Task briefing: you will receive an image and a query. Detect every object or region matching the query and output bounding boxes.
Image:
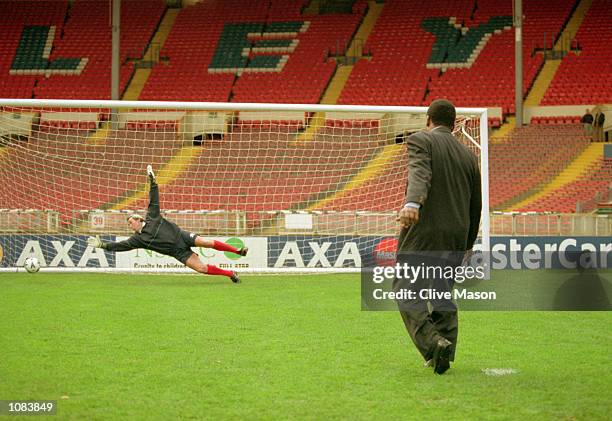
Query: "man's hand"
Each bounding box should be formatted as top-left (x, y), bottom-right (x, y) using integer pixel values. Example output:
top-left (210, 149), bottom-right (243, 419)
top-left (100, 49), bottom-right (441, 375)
top-left (396, 206), bottom-right (419, 228)
top-left (87, 235), bottom-right (103, 249)
top-left (146, 165), bottom-right (156, 183)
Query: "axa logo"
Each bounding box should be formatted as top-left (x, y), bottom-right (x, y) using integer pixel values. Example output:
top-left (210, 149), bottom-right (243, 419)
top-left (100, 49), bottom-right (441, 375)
top-left (10, 25), bottom-right (88, 76)
top-left (208, 21), bottom-right (309, 75)
top-left (423, 16), bottom-right (512, 70)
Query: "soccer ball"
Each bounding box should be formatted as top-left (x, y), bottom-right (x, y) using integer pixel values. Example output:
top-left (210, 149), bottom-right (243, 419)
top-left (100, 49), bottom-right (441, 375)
top-left (24, 257), bottom-right (41, 273)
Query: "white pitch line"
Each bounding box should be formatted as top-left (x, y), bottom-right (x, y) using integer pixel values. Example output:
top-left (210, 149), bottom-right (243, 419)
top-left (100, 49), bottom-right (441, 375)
top-left (481, 368), bottom-right (518, 376)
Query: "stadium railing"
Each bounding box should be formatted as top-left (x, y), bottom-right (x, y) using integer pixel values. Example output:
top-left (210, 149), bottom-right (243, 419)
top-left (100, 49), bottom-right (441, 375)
top-left (1, 209), bottom-right (610, 237)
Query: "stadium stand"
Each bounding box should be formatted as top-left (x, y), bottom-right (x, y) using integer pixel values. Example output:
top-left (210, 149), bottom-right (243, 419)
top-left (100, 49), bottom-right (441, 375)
top-left (302, 124), bottom-right (604, 215)
top-left (489, 124), bottom-right (591, 210)
top-left (138, 0), bottom-right (266, 102)
top-left (123, 127), bottom-right (376, 226)
top-left (34, 0), bottom-right (165, 99)
top-left (1, 120), bottom-right (599, 219)
top-left (1, 0), bottom-right (608, 219)
top-left (0, 129), bottom-right (179, 220)
top-left (0, 0), bottom-right (598, 107)
top-left (514, 157), bottom-right (612, 213)
top-left (337, 0), bottom-right (441, 106)
top-left (0, 0), bottom-right (165, 100)
top-left (338, 0), bottom-right (575, 115)
top-left (309, 146), bottom-right (407, 212)
top-left (302, 123), bottom-right (603, 215)
top-left (140, 0), bottom-right (366, 103)
top-left (542, 0), bottom-right (612, 105)
top-left (0, 0), bottom-right (68, 98)
top-left (530, 116), bottom-right (582, 124)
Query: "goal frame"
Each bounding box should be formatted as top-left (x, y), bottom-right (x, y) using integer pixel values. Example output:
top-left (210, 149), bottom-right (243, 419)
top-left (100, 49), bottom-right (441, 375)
top-left (0, 98), bottom-right (489, 273)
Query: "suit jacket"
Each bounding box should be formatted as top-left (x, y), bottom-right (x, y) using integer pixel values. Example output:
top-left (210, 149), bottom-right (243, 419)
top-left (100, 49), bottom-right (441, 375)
top-left (397, 126), bottom-right (482, 252)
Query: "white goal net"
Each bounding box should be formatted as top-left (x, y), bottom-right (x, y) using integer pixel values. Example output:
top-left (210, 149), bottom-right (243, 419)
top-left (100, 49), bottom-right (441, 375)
top-left (0, 99), bottom-right (489, 273)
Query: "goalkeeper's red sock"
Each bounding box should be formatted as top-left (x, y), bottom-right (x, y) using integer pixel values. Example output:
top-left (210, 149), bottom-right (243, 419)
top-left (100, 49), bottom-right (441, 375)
top-left (212, 240), bottom-right (239, 253)
top-left (206, 264), bottom-right (234, 278)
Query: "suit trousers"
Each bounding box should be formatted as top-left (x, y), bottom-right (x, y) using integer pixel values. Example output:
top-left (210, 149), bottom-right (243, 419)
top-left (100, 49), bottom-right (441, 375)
top-left (393, 253), bottom-right (460, 361)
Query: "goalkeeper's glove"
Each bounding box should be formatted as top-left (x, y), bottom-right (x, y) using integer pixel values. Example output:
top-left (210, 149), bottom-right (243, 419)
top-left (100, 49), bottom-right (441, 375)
top-left (87, 235), bottom-right (105, 249)
top-left (146, 164), bottom-right (156, 183)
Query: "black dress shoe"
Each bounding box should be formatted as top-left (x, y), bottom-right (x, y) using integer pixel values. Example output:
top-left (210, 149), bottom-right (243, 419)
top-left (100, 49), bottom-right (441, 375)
top-left (433, 338), bottom-right (452, 375)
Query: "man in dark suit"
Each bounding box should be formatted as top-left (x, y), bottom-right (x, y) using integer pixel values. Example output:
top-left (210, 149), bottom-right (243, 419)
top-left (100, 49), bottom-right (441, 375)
top-left (394, 99), bottom-right (482, 374)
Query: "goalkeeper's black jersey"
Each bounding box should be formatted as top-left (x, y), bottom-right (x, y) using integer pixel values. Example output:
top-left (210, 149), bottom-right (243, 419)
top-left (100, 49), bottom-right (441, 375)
top-left (104, 182), bottom-right (183, 256)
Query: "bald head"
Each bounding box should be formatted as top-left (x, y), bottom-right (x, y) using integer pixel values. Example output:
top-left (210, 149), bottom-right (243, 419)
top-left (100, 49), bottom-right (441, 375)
top-left (427, 99), bottom-right (456, 130)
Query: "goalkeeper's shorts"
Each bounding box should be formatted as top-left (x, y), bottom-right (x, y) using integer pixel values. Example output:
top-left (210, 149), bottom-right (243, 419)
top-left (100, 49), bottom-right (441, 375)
top-left (171, 230), bottom-right (198, 264)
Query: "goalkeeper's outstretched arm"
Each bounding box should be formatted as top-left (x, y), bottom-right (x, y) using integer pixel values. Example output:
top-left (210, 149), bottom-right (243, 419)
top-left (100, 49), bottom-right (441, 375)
top-left (87, 235), bottom-right (142, 252)
top-left (146, 164), bottom-right (160, 220)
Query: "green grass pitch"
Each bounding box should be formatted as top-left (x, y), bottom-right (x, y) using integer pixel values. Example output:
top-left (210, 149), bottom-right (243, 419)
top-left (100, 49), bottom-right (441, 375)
top-left (1, 272), bottom-right (610, 419)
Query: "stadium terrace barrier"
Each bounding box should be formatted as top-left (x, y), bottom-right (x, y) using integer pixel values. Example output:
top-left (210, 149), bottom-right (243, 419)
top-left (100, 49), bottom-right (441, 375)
top-left (1, 210), bottom-right (610, 237)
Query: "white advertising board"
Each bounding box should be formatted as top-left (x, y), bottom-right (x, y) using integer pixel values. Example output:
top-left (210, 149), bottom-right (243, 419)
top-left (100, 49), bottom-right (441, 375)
top-left (115, 236), bottom-right (268, 270)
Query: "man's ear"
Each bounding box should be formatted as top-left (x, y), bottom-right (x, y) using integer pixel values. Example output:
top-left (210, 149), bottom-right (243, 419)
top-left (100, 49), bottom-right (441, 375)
top-left (426, 116), bottom-right (432, 129)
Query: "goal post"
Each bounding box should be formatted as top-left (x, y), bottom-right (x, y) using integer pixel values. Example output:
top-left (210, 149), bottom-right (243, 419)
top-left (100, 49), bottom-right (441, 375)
top-left (0, 99), bottom-right (489, 273)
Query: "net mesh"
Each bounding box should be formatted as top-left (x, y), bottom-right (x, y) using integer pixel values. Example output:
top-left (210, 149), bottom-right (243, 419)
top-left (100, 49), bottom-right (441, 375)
top-left (0, 103), bottom-right (486, 271)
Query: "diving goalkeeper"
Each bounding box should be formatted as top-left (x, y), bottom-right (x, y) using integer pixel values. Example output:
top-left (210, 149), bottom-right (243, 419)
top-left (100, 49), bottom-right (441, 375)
top-left (87, 165), bottom-right (246, 283)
